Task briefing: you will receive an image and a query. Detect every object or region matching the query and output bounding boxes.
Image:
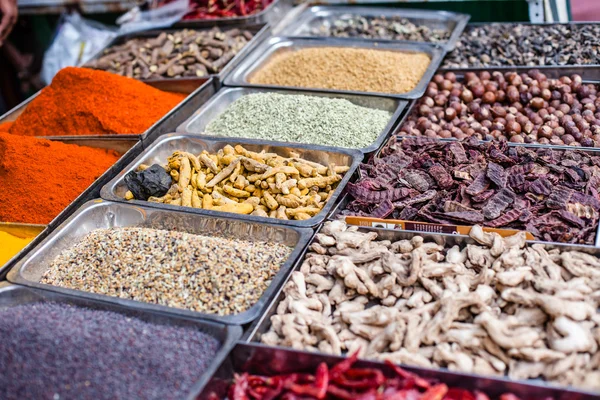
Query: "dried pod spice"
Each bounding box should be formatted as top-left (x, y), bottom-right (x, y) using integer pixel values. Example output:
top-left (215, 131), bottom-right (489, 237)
top-left (399, 70), bottom-right (600, 147)
top-left (86, 28), bottom-right (254, 79)
top-left (41, 227), bottom-right (292, 315)
top-left (0, 302), bottom-right (220, 399)
top-left (343, 137), bottom-right (600, 245)
top-left (308, 15), bottom-right (450, 43)
top-left (444, 23), bottom-right (600, 68)
top-left (248, 47), bottom-right (431, 95)
top-left (124, 145), bottom-right (350, 221)
top-left (260, 220), bottom-right (600, 390)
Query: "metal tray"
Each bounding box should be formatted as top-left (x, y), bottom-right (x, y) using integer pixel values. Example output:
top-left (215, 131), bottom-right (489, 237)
top-left (0, 223), bottom-right (46, 280)
top-left (0, 283), bottom-right (242, 400)
top-left (100, 134), bottom-right (363, 228)
top-left (86, 23), bottom-right (271, 84)
top-left (173, 0), bottom-right (292, 29)
top-left (394, 66), bottom-right (600, 150)
top-left (195, 342), bottom-right (600, 400)
top-left (224, 36), bottom-right (446, 100)
top-left (242, 225), bottom-right (600, 396)
top-left (279, 6), bottom-right (469, 51)
top-left (7, 200), bottom-right (312, 325)
top-left (175, 86), bottom-right (408, 153)
top-left (0, 78), bottom-right (210, 141)
top-left (441, 21), bottom-right (600, 70)
top-left (339, 136), bottom-right (600, 247)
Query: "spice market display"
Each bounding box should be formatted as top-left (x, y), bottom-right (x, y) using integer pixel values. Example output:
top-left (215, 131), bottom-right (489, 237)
top-left (399, 70), bottom-right (600, 146)
top-left (248, 47), bottom-right (431, 95)
top-left (2, 3), bottom-right (600, 400)
top-left (203, 93), bottom-right (393, 148)
top-left (123, 144), bottom-right (351, 220)
top-left (85, 27), bottom-right (256, 79)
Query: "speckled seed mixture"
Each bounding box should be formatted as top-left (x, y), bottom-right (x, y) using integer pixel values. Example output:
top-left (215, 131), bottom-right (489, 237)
top-left (0, 302), bottom-right (220, 400)
top-left (41, 227), bottom-right (292, 315)
top-left (248, 47), bottom-right (431, 94)
top-left (205, 93), bottom-right (392, 148)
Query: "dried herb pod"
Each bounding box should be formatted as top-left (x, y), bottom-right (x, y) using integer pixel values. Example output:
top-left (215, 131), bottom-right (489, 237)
top-left (86, 27), bottom-right (254, 79)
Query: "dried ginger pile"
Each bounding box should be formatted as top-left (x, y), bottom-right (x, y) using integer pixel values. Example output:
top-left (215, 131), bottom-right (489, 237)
top-left (262, 221), bottom-right (600, 390)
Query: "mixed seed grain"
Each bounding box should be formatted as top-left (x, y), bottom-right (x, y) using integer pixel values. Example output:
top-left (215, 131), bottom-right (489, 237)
top-left (41, 227), bottom-right (292, 315)
top-left (0, 302), bottom-right (220, 400)
top-left (204, 93), bottom-right (392, 149)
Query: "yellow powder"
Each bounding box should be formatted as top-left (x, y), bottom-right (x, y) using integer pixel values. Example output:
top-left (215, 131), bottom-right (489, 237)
top-left (249, 47), bottom-right (431, 94)
top-left (0, 232), bottom-right (33, 266)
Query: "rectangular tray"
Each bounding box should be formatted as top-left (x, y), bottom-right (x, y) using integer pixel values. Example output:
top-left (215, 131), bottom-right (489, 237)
top-left (224, 36), bottom-right (446, 100)
top-left (86, 23), bottom-right (270, 84)
top-left (339, 136), bottom-right (600, 247)
top-left (0, 282), bottom-right (242, 400)
top-left (195, 342), bottom-right (600, 399)
top-left (394, 66), bottom-right (600, 150)
top-left (279, 6), bottom-right (469, 51)
top-left (0, 77), bottom-right (210, 141)
top-left (242, 225), bottom-right (600, 396)
top-left (175, 86), bottom-right (408, 153)
top-left (0, 223), bottom-right (46, 281)
top-left (7, 200), bottom-right (312, 325)
top-left (441, 21), bottom-right (600, 70)
top-left (100, 134), bottom-right (363, 228)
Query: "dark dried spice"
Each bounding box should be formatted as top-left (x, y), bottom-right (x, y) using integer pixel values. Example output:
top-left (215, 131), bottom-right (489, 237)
top-left (343, 138), bottom-right (600, 244)
top-left (346, 182), bottom-right (412, 204)
top-left (371, 200), bottom-right (395, 219)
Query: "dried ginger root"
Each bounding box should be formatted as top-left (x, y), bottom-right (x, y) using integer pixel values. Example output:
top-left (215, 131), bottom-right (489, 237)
top-left (126, 145), bottom-right (347, 220)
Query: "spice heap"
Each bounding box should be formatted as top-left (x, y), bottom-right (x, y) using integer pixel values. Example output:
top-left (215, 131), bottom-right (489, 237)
top-left (124, 144), bottom-right (350, 221)
top-left (262, 221), bottom-right (600, 390)
top-left (249, 47), bottom-right (430, 94)
top-left (308, 15), bottom-right (450, 43)
top-left (226, 351), bottom-right (524, 400)
top-left (204, 93), bottom-right (392, 148)
top-left (344, 138), bottom-right (600, 244)
top-left (444, 23), bottom-right (600, 68)
top-left (86, 28), bottom-right (254, 79)
top-left (0, 302), bottom-right (220, 399)
top-left (0, 132), bottom-right (120, 224)
top-left (8, 67), bottom-right (186, 137)
top-left (401, 70), bottom-right (600, 146)
top-left (0, 232), bottom-right (34, 266)
top-left (41, 227), bottom-right (292, 315)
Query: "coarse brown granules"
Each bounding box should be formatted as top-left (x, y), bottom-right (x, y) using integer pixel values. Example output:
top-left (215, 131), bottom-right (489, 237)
top-left (40, 227), bottom-right (292, 315)
top-left (248, 47), bottom-right (431, 94)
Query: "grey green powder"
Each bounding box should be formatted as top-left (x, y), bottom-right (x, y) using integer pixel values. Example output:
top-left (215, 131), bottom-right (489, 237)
top-left (204, 93), bottom-right (393, 149)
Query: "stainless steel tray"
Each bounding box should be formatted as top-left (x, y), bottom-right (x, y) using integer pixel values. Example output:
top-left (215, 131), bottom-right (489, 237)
top-left (394, 66), bottom-right (600, 150)
top-left (441, 21), bottom-right (600, 70)
top-left (279, 6), bottom-right (469, 50)
top-left (0, 78), bottom-right (210, 141)
top-left (175, 86), bottom-right (408, 153)
top-left (86, 23), bottom-right (271, 84)
top-left (173, 0), bottom-right (293, 29)
top-left (7, 200), bottom-right (312, 325)
top-left (341, 136), bottom-right (600, 247)
top-left (0, 223), bottom-right (46, 281)
top-left (224, 36), bottom-right (446, 99)
top-left (242, 225), bottom-right (600, 396)
top-left (0, 283), bottom-right (242, 400)
top-left (195, 342), bottom-right (600, 399)
top-left (100, 134), bottom-right (363, 228)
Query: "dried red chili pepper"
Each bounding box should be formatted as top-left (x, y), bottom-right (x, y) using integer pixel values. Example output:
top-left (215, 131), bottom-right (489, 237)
top-left (444, 388), bottom-right (477, 400)
top-left (382, 388), bottom-right (421, 400)
top-left (422, 384), bottom-right (449, 400)
top-left (474, 392), bottom-right (491, 400)
top-left (333, 368), bottom-right (385, 390)
top-left (384, 361), bottom-right (431, 390)
top-left (229, 373), bottom-right (250, 400)
top-left (330, 350), bottom-right (359, 380)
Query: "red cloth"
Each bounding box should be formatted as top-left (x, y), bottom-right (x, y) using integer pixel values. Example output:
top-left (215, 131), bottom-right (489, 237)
top-left (571, 0), bottom-right (600, 21)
